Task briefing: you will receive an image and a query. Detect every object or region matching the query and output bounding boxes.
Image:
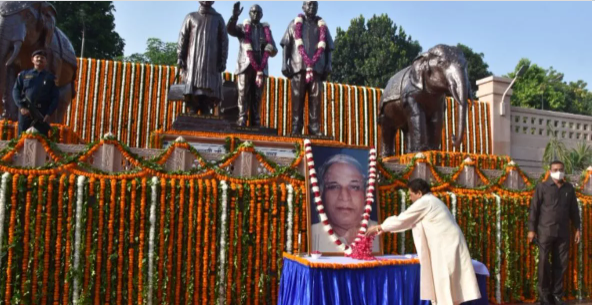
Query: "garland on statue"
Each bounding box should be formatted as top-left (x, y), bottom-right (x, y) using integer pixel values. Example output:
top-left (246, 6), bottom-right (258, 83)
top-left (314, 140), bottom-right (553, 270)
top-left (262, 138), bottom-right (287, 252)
top-left (294, 14), bottom-right (327, 83)
top-left (243, 20), bottom-right (274, 88)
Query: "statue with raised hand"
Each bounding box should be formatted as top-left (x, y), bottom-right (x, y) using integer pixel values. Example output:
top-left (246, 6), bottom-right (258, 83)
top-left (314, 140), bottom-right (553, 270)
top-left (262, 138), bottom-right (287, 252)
top-left (227, 1), bottom-right (277, 127)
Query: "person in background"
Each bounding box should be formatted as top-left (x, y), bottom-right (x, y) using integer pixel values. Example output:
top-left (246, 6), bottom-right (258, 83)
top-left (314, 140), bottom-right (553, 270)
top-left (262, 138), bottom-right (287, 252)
top-left (12, 49), bottom-right (58, 137)
top-left (527, 160), bottom-right (581, 305)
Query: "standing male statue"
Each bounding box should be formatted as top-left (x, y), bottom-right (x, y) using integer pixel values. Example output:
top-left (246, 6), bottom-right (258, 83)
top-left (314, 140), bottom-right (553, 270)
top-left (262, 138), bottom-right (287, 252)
top-left (281, 1), bottom-right (334, 136)
top-left (177, 1), bottom-right (229, 115)
top-left (227, 2), bottom-right (277, 127)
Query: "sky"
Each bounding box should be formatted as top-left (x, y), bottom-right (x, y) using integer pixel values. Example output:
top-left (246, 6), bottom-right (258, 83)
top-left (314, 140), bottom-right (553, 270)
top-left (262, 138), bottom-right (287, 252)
top-left (112, 1), bottom-right (592, 90)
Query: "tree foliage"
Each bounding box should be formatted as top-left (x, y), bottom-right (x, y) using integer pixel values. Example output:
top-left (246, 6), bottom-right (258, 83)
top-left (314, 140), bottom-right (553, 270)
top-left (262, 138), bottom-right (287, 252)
top-left (330, 14), bottom-right (422, 88)
top-left (50, 1), bottom-right (125, 59)
top-left (456, 43), bottom-right (492, 98)
top-left (542, 123), bottom-right (592, 174)
top-left (119, 38), bottom-right (178, 66)
top-left (507, 58), bottom-right (591, 115)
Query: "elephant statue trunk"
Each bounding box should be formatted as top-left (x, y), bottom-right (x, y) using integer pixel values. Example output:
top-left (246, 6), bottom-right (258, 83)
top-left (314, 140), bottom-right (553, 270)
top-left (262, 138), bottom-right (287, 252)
top-left (448, 72), bottom-right (469, 149)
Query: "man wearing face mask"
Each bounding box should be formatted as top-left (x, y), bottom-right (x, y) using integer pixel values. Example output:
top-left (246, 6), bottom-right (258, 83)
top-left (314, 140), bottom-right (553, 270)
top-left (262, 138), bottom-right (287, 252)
top-left (227, 2), bottom-right (277, 127)
top-left (527, 160), bottom-right (581, 305)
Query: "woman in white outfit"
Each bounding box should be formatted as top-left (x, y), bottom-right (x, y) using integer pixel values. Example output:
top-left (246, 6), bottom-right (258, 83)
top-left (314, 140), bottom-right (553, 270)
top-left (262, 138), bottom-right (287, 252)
top-left (366, 179), bottom-right (481, 305)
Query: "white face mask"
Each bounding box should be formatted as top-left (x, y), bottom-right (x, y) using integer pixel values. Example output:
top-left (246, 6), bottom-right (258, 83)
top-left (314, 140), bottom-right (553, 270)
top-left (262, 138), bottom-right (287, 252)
top-left (551, 171), bottom-right (565, 181)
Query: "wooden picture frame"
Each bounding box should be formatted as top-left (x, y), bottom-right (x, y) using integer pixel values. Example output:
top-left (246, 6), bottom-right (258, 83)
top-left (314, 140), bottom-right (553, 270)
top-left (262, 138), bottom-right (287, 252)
top-left (305, 144), bottom-right (384, 256)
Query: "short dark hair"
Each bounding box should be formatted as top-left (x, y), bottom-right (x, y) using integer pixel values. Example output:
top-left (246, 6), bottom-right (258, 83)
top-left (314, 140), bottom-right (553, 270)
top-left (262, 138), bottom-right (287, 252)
top-left (550, 160), bottom-right (565, 169)
top-left (31, 49), bottom-right (46, 57)
top-left (407, 178), bottom-right (431, 195)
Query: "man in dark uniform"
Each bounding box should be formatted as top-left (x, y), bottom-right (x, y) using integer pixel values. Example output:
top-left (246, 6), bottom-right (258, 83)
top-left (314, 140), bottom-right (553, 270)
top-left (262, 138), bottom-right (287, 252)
top-left (281, 1), bottom-right (334, 136)
top-left (527, 160), bottom-right (581, 305)
top-left (12, 49), bottom-right (58, 137)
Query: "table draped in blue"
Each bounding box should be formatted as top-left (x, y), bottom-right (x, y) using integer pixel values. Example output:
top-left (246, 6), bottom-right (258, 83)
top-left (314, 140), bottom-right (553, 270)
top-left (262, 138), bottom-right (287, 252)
top-left (278, 254), bottom-right (488, 305)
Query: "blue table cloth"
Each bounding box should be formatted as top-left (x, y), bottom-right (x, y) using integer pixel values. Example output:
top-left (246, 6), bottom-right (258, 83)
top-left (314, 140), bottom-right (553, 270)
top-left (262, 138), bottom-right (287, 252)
top-left (278, 254), bottom-right (488, 305)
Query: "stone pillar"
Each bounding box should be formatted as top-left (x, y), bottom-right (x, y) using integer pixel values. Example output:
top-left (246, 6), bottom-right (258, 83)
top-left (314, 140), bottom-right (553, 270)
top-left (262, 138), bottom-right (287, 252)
top-left (476, 76), bottom-right (513, 156)
top-left (92, 144), bottom-right (123, 172)
top-left (164, 147), bottom-right (194, 172)
top-left (458, 157), bottom-right (477, 188)
top-left (233, 151), bottom-right (255, 177)
top-left (21, 138), bottom-right (48, 167)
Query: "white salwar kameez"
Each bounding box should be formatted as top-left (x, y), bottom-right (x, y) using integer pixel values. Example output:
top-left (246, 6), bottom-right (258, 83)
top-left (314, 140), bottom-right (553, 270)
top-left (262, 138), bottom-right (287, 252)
top-left (381, 193), bottom-right (481, 305)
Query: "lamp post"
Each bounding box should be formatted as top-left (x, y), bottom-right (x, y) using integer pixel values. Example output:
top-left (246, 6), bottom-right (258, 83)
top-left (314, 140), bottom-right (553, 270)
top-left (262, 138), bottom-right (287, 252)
top-left (500, 65), bottom-right (528, 116)
top-left (541, 74), bottom-right (564, 110)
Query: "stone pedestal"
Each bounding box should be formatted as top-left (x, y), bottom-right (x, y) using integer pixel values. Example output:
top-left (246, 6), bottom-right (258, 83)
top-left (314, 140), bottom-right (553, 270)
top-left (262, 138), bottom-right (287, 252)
top-left (172, 114), bottom-right (278, 136)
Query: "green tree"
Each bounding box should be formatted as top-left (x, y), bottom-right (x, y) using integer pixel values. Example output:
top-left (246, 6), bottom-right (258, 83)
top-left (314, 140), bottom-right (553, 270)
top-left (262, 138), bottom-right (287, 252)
top-left (542, 123), bottom-right (591, 174)
top-left (330, 14), bottom-right (422, 88)
top-left (456, 43), bottom-right (491, 98)
top-left (119, 38), bottom-right (178, 66)
top-left (542, 123), bottom-right (570, 170)
top-left (566, 141), bottom-right (592, 174)
top-left (507, 58), bottom-right (592, 115)
top-left (50, 1), bottom-right (125, 59)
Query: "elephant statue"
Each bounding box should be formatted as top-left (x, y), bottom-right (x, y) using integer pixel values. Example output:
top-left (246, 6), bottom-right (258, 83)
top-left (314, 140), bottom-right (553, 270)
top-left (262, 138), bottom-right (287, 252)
top-left (377, 44), bottom-right (472, 157)
top-left (0, 1), bottom-right (77, 123)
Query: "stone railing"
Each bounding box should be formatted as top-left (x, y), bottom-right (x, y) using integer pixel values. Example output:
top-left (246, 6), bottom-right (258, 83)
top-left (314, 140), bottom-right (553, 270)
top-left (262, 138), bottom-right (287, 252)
top-left (511, 106), bottom-right (592, 142)
top-left (477, 76), bottom-right (592, 172)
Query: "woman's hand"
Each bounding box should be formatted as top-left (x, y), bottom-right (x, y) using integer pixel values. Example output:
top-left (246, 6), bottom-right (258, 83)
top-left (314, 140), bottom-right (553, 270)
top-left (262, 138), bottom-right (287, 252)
top-left (365, 225), bottom-right (383, 237)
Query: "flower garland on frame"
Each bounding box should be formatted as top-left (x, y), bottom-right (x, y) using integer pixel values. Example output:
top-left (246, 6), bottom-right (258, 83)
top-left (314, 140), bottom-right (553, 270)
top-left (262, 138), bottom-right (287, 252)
top-left (346, 148), bottom-right (378, 260)
top-left (294, 14), bottom-right (327, 83)
top-left (243, 19), bottom-right (274, 87)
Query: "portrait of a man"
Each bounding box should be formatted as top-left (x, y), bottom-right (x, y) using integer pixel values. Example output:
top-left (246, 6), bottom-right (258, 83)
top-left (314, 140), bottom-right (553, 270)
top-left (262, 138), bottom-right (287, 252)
top-left (308, 146), bottom-right (381, 254)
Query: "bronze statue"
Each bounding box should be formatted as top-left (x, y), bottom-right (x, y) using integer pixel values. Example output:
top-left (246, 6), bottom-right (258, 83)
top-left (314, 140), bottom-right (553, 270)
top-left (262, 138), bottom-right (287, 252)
top-left (377, 44), bottom-right (472, 157)
top-left (177, 1), bottom-right (229, 115)
top-left (227, 2), bottom-right (277, 127)
top-left (0, 1), bottom-right (77, 123)
top-left (280, 1), bottom-right (334, 136)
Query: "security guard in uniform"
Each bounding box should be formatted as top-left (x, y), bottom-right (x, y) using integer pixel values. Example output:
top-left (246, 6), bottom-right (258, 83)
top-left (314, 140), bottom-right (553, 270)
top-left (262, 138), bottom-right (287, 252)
top-left (12, 49), bottom-right (59, 137)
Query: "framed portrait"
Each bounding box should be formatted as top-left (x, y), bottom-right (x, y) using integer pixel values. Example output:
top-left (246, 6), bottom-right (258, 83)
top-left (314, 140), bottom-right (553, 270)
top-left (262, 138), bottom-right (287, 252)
top-left (306, 144), bottom-right (383, 256)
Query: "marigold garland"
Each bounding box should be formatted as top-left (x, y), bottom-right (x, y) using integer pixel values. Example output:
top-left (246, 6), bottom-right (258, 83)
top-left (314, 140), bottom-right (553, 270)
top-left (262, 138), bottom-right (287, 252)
top-left (254, 184), bottom-right (263, 305)
top-left (104, 178), bottom-right (117, 303)
top-left (4, 174), bottom-right (18, 304)
top-left (185, 179), bottom-right (195, 304)
top-left (165, 178), bottom-right (176, 303)
top-left (53, 174), bottom-right (66, 305)
top-left (193, 180), bottom-right (204, 303)
top-left (31, 175), bottom-right (45, 302)
top-left (116, 179), bottom-right (127, 304)
top-left (83, 178), bottom-right (95, 292)
top-left (94, 179), bottom-right (106, 305)
top-left (175, 179), bottom-right (185, 304)
top-left (128, 179), bottom-right (137, 305)
top-left (202, 180), bottom-right (211, 305)
top-left (157, 178), bottom-right (166, 302)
